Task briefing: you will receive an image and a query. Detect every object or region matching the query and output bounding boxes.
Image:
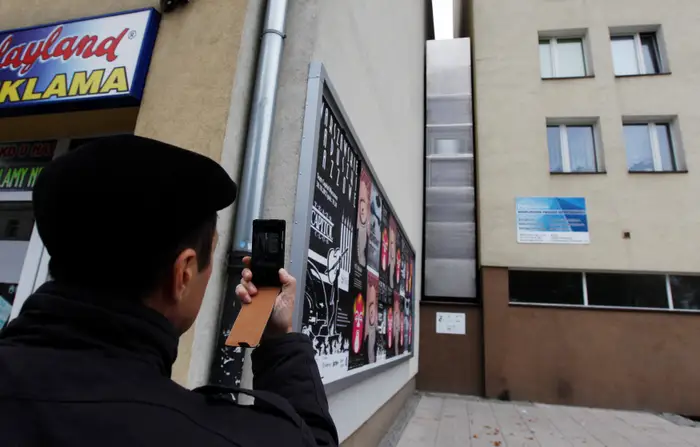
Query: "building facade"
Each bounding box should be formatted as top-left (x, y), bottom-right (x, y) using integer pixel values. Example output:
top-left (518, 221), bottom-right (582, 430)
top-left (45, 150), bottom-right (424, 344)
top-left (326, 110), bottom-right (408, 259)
top-left (0, 0), bottom-right (430, 444)
top-left (470, 0), bottom-right (700, 416)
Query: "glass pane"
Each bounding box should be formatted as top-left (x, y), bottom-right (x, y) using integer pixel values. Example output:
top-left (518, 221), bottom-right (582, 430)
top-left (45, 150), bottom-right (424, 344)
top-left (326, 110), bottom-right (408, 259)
top-left (670, 276), bottom-right (700, 310)
top-left (547, 126), bottom-right (563, 172)
top-left (640, 33), bottom-right (661, 74)
top-left (426, 187), bottom-right (475, 223)
top-left (567, 126), bottom-right (596, 172)
top-left (656, 123), bottom-right (675, 171)
top-left (427, 96), bottom-right (472, 125)
top-left (509, 270), bottom-right (584, 305)
top-left (0, 202), bottom-right (34, 329)
top-left (611, 36), bottom-right (640, 75)
top-left (427, 158), bottom-right (473, 187)
top-left (586, 273), bottom-right (668, 308)
top-left (425, 222), bottom-right (476, 259)
top-left (434, 139), bottom-right (463, 155)
top-left (425, 258), bottom-right (476, 299)
top-left (556, 38), bottom-right (586, 77)
top-left (539, 41), bottom-right (553, 78)
top-left (624, 124), bottom-right (654, 171)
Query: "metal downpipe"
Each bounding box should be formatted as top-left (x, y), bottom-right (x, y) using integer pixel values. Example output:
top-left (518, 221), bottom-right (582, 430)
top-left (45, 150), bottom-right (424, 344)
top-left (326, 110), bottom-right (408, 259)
top-left (209, 0), bottom-right (289, 386)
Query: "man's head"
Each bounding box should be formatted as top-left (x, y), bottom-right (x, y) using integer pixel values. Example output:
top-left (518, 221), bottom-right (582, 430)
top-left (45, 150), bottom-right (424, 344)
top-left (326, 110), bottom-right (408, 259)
top-left (33, 135), bottom-right (237, 333)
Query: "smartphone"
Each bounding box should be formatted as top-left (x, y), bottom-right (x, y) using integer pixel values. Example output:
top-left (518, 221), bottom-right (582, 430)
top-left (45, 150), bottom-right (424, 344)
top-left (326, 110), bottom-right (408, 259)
top-left (250, 219), bottom-right (286, 287)
top-left (226, 219), bottom-right (286, 348)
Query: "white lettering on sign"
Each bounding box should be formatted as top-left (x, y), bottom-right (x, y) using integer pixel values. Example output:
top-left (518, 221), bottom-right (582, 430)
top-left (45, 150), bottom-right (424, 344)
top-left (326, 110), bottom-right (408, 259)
top-left (436, 312), bottom-right (466, 335)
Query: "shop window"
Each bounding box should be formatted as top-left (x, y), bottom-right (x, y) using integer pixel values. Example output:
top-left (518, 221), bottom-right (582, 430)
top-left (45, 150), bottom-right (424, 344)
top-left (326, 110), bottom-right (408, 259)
top-left (509, 270), bottom-right (584, 305)
top-left (0, 202), bottom-right (35, 327)
top-left (586, 273), bottom-right (668, 309)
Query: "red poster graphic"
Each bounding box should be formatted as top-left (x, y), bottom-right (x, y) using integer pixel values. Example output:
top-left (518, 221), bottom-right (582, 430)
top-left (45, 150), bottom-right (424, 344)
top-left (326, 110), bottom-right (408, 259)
top-left (364, 271), bottom-right (379, 364)
top-left (393, 292), bottom-right (401, 356)
top-left (352, 293), bottom-right (365, 354)
top-left (387, 308), bottom-right (394, 349)
top-left (380, 228), bottom-right (389, 271)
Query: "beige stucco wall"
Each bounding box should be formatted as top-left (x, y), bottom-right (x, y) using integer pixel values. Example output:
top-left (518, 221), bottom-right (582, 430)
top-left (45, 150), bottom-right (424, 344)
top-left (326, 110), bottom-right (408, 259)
top-left (473, 0), bottom-right (700, 272)
top-left (267, 0), bottom-right (427, 441)
top-left (0, 0), bottom-right (253, 385)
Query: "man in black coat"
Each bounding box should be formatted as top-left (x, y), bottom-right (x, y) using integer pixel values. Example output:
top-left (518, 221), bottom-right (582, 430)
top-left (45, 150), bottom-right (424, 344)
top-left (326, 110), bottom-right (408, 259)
top-left (0, 135), bottom-right (338, 446)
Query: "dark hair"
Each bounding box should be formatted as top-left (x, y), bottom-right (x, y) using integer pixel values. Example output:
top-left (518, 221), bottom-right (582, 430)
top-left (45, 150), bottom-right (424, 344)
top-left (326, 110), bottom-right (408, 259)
top-left (49, 214), bottom-right (218, 298)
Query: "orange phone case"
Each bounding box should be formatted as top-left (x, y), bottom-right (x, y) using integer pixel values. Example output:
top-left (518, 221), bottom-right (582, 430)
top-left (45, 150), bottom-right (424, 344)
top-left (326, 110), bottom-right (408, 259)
top-left (225, 287), bottom-right (278, 348)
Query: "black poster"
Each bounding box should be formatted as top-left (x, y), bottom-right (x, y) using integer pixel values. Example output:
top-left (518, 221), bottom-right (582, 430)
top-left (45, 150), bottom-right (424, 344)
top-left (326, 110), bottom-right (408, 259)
top-left (301, 99), bottom-right (359, 381)
top-left (348, 164), bottom-right (372, 369)
top-left (301, 90), bottom-right (416, 381)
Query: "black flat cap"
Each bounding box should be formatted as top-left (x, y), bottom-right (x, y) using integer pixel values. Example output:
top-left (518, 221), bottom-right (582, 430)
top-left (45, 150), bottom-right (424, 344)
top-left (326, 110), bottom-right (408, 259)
top-left (33, 135), bottom-right (237, 286)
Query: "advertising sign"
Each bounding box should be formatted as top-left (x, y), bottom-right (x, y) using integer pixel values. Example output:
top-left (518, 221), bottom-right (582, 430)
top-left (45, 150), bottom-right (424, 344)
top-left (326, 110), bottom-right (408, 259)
top-left (516, 197), bottom-right (589, 244)
top-left (0, 140), bottom-right (56, 191)
top-left (0, 9), bottom-right (159, 116)
top-left (294, 66), bottom-right (416, 385)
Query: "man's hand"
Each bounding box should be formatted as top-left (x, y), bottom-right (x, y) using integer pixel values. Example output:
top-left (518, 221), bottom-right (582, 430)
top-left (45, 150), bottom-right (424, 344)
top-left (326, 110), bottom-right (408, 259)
top-left (235, 257), bottom-right (296, 337)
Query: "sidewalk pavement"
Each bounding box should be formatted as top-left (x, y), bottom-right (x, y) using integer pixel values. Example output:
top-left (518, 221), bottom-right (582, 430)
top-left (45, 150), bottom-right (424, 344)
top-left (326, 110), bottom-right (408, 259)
top-left (395, 393), bottom-right (700, 447)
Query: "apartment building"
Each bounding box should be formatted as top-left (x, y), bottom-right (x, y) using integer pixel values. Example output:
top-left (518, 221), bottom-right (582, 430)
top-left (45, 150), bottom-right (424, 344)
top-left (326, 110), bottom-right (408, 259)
top-left (472, 0), bottom-right (700, 416)
top-left (417, 0), bottom-right (700, 418)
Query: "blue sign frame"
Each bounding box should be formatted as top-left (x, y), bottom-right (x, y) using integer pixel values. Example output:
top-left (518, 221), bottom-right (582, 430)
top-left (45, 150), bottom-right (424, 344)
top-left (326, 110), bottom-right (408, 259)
top-left (0, 8), bottom-right (160, 117)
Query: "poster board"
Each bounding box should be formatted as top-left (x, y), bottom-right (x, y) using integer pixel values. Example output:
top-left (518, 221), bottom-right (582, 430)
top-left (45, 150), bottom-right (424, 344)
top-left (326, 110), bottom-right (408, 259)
top-left (290, 63), bottom-right (415, 391)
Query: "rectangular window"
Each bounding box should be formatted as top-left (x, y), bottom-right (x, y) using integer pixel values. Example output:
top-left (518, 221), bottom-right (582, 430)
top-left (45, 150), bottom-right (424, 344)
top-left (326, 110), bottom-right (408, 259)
top-left (547, 124), bottom-right (600, 173)
top-left (509, 270), bottom-right (584, 305)
top-left (540, 37), bottom-right (588, 78)
top-left (510, 270), bottom-right (700, 312)
top-left (586, 273), bottom-right (668, 309)
top-left (611, 32), bottom-right (663, 76)
top-left (669, 276), bottom-right (700, 310)
top-left (624, 122), bottom-right (680, 172)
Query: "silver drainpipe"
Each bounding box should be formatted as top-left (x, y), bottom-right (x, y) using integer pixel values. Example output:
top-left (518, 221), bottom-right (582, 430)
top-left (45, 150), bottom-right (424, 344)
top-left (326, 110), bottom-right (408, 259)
top-left (234, 0), bottom-right (289, 252)
top-left (209, 0), bottom-right (289, 386)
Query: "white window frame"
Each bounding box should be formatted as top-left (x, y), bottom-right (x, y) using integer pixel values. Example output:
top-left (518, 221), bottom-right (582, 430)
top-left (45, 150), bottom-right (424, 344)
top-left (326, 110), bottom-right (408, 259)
top-left (665, 275), bottom-right (675, 310)
top-left (610, 28), bottom-right (666, 76)
top-left (7, 139), bottom-right (70, 320)
top-left (540, 36), bottom-right (590, 78)
top-left (624, 121), bottom-right (682, 172)
top-left (548, 122), bottom-right (602, 173)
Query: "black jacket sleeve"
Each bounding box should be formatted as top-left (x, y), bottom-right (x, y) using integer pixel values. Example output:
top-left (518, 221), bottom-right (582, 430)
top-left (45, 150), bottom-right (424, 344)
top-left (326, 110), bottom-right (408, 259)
top-left (252, 333), bottom-right (338, 446)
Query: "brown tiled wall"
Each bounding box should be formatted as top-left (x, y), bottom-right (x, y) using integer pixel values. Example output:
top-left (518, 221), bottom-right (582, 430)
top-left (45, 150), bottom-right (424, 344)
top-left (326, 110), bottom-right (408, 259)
top-left (417, 303), bottom-right (484, 396)
top-left (483, 266), bottom-right (700, 416)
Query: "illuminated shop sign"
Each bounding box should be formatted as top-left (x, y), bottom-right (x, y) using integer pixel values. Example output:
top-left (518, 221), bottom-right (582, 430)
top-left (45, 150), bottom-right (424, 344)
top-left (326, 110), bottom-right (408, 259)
top-left (0, 140), bottom-right (56, 191)
top-left (0, 9), bottom-right (159, 116)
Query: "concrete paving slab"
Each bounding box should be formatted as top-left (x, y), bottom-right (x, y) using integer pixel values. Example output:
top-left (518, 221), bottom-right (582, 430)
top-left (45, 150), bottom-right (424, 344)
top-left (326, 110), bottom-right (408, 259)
top-left (396, 394), bottom-right (700, 447)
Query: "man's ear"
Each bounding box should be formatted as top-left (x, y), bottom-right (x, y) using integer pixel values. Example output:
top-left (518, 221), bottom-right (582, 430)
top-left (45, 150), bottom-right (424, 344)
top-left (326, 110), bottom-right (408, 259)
top-left (171, 248), bottom-right (198, 302)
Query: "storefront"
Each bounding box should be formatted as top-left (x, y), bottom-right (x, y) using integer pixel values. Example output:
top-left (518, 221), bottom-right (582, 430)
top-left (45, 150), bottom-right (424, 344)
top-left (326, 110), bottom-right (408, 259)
top-left (0, 1), bottom-right (256, 385)
top-left (0, 8), bottom-right (159, 327)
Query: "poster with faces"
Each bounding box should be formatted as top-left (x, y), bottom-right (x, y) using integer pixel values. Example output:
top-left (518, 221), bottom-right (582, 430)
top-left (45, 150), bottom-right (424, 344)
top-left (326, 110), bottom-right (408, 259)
top-left (367, 183), bottom-right (382, 275)
top-left (301, 91), bottom-right (416, 381)
top-left (302, 99), bottom-right (359, 382)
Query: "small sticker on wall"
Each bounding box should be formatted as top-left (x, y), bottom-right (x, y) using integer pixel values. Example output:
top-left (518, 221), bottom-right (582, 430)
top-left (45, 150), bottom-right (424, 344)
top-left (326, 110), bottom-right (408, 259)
top-left (436, 312), bottom-right (466, 335)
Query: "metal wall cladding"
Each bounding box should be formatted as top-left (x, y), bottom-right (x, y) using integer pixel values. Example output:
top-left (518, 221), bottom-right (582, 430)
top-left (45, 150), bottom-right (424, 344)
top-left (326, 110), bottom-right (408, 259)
top-left (425, 38), bottom-right (476, 299)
